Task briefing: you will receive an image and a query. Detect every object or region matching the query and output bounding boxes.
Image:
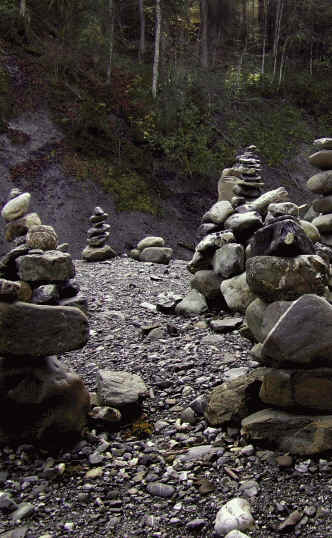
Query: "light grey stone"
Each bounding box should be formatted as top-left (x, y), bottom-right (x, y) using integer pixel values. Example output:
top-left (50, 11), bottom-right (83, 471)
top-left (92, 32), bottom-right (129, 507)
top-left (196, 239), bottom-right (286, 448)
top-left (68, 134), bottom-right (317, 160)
top-left (96, 369), bottom-right (148, 408)
top-left (214, 497), bottom-right (254, 536)
top-left (17, 251), bottom-right (75, 282)
top-left (221, 272), bottom-right (256, 313)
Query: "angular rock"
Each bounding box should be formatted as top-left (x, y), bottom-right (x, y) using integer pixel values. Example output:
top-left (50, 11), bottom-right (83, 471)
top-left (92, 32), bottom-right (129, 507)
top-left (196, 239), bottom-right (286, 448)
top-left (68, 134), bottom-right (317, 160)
top-left (213, 243), bottom-right (245, 278)
top-left (190, 270), bottom-right (224, 306)
top-left (17, 251), bottom-right (75, 283)
top-left (202, 200), bottom-right (234, 225)
top-left (196, 231), bottom-right (235, 253)
top-left (260, 368), bottom-right (332, 411)
top-left (32, 284), bottom-right (59, 305)
top-left (0, 301), bottom-right (89, 357)
top-left (205, 368), bottom-right (268, 425)
top-left (313, 137), bottom-right (332, 150)
top-left (175, 289), bottom-right (208, 317)
top-left (82, 245), bottom-right (117, 262)
top-left (244, 298), bottom-right (269, 342)
top-left (5, 213), bottom-right (42, 242)
top-left (224, 211), bottom-right (263, 235)
top-left (265, 202), bottom-right (299, 223)
top-left (241, 409), bottom-right (332, 455)
top-left (139, 247), bottom-right (173, 264)
top-left (96, 369), bottom-right (147, 410)
top-left (261, 294), bottom-right (332, 366)
top-left (246, 255), bottom-right (328, 302)
top-left (221, 272), bottom-right (256, 313)
top-left (249, 187), bottom-right (288, 212)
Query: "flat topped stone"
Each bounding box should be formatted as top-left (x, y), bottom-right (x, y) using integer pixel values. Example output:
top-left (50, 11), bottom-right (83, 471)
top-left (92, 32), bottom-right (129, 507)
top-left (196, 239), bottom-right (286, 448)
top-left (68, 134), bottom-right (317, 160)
top-left (0, 301), bottom-right (89, 357)
top-left (1, 193), bottom-right (31, 222)
top-left (16, 251), bottom-right (75, 282)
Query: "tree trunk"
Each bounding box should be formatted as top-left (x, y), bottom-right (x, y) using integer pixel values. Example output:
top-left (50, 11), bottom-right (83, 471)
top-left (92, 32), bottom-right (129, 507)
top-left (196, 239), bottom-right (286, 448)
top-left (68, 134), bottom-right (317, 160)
top-left (200, 0), bottom-right (208, 69)
top-left (152, 0), bottom-right (161, 99)
top-left (138, 0), bottom-right (145, 63)
top-left (106, 0), bottom-right (115, 85)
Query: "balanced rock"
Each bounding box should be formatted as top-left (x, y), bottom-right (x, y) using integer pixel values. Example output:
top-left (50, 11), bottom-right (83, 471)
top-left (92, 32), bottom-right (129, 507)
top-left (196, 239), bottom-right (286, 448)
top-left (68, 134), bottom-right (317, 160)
top-left (202, 200), bottom-right (234, 225)
top-left (1, 192), bottom-right (31, 222)
top-left (17, 251), bottom-right (75, 283)
top-left (26, 225), bottom-right (58, 250)
top-left (5, 212), bottom-right (42, 242)
top-left (246, 255), bottom-right (328, 302)
top-left (0, 301), bottom-right (89, 357)
top-left (213, 243), bottom-right (245, 278)
top-left (175, 288), bottom-right (208, 317)
top-left (261, 294), bottom-right (332, 366)
top-left (137, 236), bottom-right (165, 250)
top-left (308, 150), bottom-right (332, 170)
top-left (249, 217), bottom-right (314, 257)
top-left (260, 368), bottom-right (332, 411)
top-left (82, 244), bottom-right (117, 262)
top-left (307, 170), bottom-right (332, 194)
top-left (82, 206), bottom-right (117, 262)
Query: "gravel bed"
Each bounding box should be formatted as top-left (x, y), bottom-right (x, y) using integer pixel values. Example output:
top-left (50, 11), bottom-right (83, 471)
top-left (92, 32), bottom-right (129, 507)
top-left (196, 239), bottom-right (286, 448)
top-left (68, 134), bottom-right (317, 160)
top-left (1, 256), bottom-right (332, 537)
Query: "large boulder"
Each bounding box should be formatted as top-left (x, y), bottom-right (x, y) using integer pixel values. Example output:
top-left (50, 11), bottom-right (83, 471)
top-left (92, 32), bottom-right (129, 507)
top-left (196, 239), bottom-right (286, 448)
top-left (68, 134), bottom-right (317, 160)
top-left (249, 217), bottom-right (314, 257)
top-left (241, 409), bottom-right (332, 455)
top-left (16, 251), bottom-right (75, 283)
top-left (308, 150), bottom-right (332, 170)
top-left (190, 270), bottom-right (224, 308)
top-left (261, 294), bottom-right (332, 366)
top-left (246, 255), bottom-right (328, 302)
top-left (0, 356), bottom-right (89, 447)
top-left (0, 301), bottom-right (89, 357)
top-left (260, 368), bottom-right (332, 411)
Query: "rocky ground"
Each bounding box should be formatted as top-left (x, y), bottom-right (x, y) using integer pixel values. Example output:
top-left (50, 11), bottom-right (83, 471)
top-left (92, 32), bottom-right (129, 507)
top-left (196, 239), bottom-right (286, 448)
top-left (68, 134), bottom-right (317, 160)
top-left (1, 256), bottom-right (332, 538)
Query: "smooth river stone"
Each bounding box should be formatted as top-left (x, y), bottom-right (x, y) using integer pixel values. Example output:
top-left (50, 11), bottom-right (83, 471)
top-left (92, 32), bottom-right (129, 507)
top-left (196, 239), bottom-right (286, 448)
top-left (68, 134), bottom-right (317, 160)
top-left (308, 150), bottom-right (332, 170)
top-left (1, 193), bottom-right (31, 222)
top-left (0, 301), bottom-right (89, 356)
top-left (5, 212), bottom-right (42, 242)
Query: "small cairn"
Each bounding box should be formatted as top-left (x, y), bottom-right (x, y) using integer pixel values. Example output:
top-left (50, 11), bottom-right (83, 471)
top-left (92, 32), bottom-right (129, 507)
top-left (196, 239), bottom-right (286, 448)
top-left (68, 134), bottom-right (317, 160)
top-left (82, 206), bottom-right (117, 262)
top-left (129, 236), bottom-right (173, 265)
top-left (307, 137), bottom-right (332, 246)
top-left (0, 188), bottom-right (90, 447)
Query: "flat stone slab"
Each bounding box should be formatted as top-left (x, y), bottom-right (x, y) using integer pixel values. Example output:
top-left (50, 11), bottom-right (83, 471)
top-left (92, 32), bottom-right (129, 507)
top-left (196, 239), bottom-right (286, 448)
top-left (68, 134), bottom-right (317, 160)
top-left (0, 301), bottom-right (89, 357)
top-left (17, 251), bottom-right (75, 282)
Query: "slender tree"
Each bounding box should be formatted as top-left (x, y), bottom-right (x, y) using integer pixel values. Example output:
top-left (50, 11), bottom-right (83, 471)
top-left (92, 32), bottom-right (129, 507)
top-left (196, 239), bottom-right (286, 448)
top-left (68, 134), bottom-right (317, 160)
top-left (106, 0), bottom-right (115, 85)
top-left (152, 0), bottom-right (161, 98)
top-left (200, 0), bottom-right (208, 68)
top-left (138, 0), bottom-right (145, 63)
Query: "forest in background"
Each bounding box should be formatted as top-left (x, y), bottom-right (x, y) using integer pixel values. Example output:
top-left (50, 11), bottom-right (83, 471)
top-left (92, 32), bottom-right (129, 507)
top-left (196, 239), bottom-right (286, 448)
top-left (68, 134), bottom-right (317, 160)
top-left (1, 0), bottom-right (332, 214)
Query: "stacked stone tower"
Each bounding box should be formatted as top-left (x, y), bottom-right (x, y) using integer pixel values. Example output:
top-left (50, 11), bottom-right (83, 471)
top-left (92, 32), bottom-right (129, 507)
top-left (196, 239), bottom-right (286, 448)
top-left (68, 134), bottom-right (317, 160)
top-left (0, 188), bottom-right (90, 447)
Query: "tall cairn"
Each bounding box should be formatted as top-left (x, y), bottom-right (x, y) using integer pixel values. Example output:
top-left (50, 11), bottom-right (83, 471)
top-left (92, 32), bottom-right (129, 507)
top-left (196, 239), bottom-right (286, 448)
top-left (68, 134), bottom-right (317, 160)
top-left (82, 206), bottom-right (117, 262)
top-left (307, 137), bottom-right (332, 246)
top-left (0, 188), bottom-right (90, 448)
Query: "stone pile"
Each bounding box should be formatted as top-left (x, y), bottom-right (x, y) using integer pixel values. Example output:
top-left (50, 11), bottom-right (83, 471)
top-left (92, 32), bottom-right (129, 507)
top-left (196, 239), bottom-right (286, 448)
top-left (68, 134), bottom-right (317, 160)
top-left (129, 235), bottom-right (173, 265)
top-left (0, 188), bottom-right (86, 311)
top-left (179, 140), bottom-right (332, 454)
top-left (82, 206), bottom-right (117, 262)
top-left (0, 188), bottom-right (90, 447)
top-left (307, 137), bottom-right (332, 246)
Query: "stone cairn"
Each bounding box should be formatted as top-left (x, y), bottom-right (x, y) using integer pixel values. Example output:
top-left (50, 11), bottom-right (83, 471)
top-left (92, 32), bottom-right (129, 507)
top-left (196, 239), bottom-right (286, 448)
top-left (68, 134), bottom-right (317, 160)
top-left (0, 188), bottom-right (90, 448)
top-left (129, 235), bottom-right (173, 265)
top-left (82, 206), bottom-right (117, 262)
top-left (177, 142), bottom-right (332, 455)
top-left (307, 137), bottom-right (332, 246)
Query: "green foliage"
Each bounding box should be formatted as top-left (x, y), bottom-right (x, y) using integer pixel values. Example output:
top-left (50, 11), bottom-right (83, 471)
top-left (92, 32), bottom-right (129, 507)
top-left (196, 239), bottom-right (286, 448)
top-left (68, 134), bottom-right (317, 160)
top-left (0, 64), bottom-right (12, 130)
